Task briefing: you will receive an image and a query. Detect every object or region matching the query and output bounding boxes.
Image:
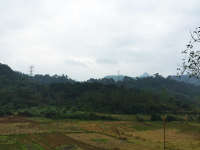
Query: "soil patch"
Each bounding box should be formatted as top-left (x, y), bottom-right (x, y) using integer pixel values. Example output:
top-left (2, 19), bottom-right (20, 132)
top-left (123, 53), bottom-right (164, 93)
top-left (0, 116), bottom-right (50, 124)
top-left (44, 122), bottom-right (84, 133)
top-left (66, 133), bottom-right (135, 149)
top-left (24, 144), bottom-right (43, 150)
top-left (16, 134), bottom-right (34, 145)
top-left (35, 132), bottom-right (105, 150)
top-left (0, 123), bottom-right (46, 135)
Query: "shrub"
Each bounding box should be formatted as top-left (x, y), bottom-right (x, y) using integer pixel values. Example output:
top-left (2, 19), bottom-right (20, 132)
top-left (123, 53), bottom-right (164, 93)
top-left (150, 111), bottom-right (162, 121)
top-left (99, 115), bottom-right (107, 120)
top-left (135, 113), bottom-right (144, 121)
top-left (166, 115), bottom-right (177, 122)
top-left (176, 116), bottom-right (184, 121)
top-left (54, 114), bottom-right (71, 119)
top-left (107, 115), bottom-right (116, 120)
top-left (138, 118), bottom-right (144, 121)
top-left (0, 110), bottom-right (4, 116)
top-left (4, 109), bottom-right (13, 115)
top-left (70, 114), bottom-right (83, 119)
top-left (188, 115), bottom-right (195, 121)
top-left (45, 108), bottom-right (58, 118)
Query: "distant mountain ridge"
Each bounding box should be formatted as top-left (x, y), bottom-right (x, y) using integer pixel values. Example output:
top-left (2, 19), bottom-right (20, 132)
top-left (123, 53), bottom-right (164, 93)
top-left (104, 72), bottom-right (152, 82)
top-left (139, 72), bottom-right (152, 78)
top-left (104, 72), bottom-right (200, 86)
top-left (168, 74), bottom-right (200, 86)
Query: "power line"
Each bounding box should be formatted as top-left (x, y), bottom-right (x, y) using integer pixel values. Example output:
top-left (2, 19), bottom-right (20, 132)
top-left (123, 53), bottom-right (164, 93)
top-left (118, 70), bottom-right (120, 82)
top-left (28, 65), bottom-right (35, 76)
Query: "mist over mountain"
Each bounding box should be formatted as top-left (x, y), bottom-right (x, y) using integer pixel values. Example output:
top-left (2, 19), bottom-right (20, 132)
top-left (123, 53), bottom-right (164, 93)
top-left (168, 75), bottom-right (200, 86)
top-left (104, 72), bottom-right (152, 82)
top-left (104, 72), bottom-right (200, 86)
top-left (139, 72), bottom-right (152, 78)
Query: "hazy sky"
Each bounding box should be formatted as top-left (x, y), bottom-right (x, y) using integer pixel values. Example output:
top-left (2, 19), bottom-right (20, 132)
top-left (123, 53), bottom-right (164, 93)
top-left (1, 0), bottom-right (200, 81)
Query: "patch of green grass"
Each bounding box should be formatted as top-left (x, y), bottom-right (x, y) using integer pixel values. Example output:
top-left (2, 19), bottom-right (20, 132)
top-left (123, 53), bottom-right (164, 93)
top-left (0, 144), bottom-right (21, 150)
top-left (188, 121), bottom-right (199, 125)
top-left (0, 135), bottom-right (17, 144)
top-left (25, 117), bottom-right (53, 122)
top-left (22, 144), bottom-right (45, 150)
top-left (166, 121), bottom-right (200, 134)
top-left (130, 121), bottom-right (163, 131)
top-left (97, 121), bottom-right (102, 124)
top-left (130, 120), bottom-right (200, 134)
top-left (91, 138), bottom-right (108, 143)
top-left (65, 126), bottom-right (77, 131)
top-left (56, 145), bottom-right (77, 150)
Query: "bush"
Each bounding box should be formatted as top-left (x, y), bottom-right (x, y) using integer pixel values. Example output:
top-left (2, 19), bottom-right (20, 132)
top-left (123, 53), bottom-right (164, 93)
top-left (138, 118), bottom-right (144, 121)
top-left (166, 115), bottom-right (177, 122)
top-left (45, 109), bottom-right (58, 118)
top-left (99, 115), bottom-right (107, 120)
top-left (150, 111), bottom-right (162, 121)
top-left (107, 115), bottom-right (116, 120)
top-left (197, 115), bottom-right (200, 120)
top-left (54, 114), bottom-right (71, 119)
top-left (71, 114), bottom-right (83, 119)
top-left (135, 113), bottom-right (144, 121)
top-left (4, 109), bottom-right (13, 115)
top-left (53, 113), bottom-right (117, 121)
top-left (188, 115), bottom-right (195, 121)
top-left (0, 110), bottom-right (4, 116)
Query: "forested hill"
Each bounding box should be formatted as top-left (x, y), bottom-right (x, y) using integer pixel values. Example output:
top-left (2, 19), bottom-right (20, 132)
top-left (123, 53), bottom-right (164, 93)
top-left (105, 73), bottom-right (200, 87)
top-left (104, 72), bottom-right (151, 82)
top-left (0, 63), bottom-right (33, 89)
top-left (87, 74), bottom-right (200, 107)
top-left (169, 75), bottom-right (200, 86)
top-left (0, 63), bottom-right (200, 114)
top-left (15, 72), bottom-right (76, 84)
top-left (116, 75), bottom-right (200, 106)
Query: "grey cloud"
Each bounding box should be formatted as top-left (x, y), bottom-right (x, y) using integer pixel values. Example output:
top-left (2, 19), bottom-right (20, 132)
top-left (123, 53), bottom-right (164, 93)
top-left (64, 59), bottom-right (88, 67)
top-left (1, 0), bottom-right (200, 81)
top-left (85, 60), bottom-right (92, 64)
top-left (96, 58), bottom-right (118, 65)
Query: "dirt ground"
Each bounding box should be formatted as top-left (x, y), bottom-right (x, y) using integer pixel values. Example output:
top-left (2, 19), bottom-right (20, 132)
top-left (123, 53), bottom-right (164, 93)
top-left (66, 132), bottom-right (146, 150)
top-left (1, 116), bottom-right (200, 150)
top-left (0, 116), bottom-right (50, 135)
top-left (125, 129), bottom-right (200, 150)
top-left (0, 123), bottom-right (47, 135)
top-left (0, 115), bottom-right (50, 124)
top-left (30, 132), bottom-right (105, 150)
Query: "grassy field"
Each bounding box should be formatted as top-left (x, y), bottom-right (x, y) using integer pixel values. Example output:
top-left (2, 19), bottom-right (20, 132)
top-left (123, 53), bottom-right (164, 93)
top-left (0, 114), bottom-right (200, 150)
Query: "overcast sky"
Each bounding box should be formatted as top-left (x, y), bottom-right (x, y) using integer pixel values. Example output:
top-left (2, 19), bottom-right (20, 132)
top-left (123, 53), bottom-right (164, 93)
top-left (1, 0), bottom-right (200, 81)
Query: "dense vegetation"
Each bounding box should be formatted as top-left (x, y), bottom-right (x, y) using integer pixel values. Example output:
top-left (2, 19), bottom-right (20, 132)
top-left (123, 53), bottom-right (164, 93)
top-left (15, 71), bottom-right (76, 84)
top-left (0, 63), bottom-right (200, 117)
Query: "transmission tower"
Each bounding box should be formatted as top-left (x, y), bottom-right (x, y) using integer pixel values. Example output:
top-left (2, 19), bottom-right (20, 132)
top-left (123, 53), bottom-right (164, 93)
top-left (118, 70), bottom-right (120, 81)
top-left (28, 65), bottom-right (35, 76)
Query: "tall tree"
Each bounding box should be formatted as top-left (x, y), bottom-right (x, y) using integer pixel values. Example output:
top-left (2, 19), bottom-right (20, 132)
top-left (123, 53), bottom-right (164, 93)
top-left (177, 27), bottom-right (200, 79)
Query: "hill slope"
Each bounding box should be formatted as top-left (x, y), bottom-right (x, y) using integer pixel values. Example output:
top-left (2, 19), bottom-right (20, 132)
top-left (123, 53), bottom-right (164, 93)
top-left (104, 72), bottom-right (152, 82)
top-left (0, 64), bottom-right (200, 114)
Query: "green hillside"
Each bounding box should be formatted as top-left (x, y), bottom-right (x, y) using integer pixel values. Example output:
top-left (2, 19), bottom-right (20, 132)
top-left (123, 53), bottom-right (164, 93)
top-left (0, 63), bottom-right (200, 115)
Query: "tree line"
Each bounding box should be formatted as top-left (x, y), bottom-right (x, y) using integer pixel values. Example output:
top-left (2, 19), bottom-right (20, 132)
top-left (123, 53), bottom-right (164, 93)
top-left (0, 63), bottom-right (200, 115)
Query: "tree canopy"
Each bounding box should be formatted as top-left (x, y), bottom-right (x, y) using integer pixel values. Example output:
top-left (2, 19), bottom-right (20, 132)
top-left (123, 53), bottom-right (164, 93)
top-left (177, 27), bottom-right (200, 79)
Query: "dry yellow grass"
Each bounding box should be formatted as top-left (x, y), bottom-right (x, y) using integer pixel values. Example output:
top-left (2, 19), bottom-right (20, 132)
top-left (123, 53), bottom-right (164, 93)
top-left (45, 122), bottom-right (84, 132)
top-left (1, 116), bottom-right (200, 150)
top-left (125, 129), bottom-right (200, 150)
top-left (0, 123), bottom-right (46, 135)
top-left (66, 133), bottom-right (147, 150)
top-left (79, 122), bottom-right (103, 132)
top-left (7, 116), bottom-right (14, 119)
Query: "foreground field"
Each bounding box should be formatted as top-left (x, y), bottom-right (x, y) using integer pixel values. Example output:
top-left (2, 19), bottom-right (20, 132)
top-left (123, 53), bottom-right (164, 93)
top-left (0, 115), bottom-right (200, 150)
